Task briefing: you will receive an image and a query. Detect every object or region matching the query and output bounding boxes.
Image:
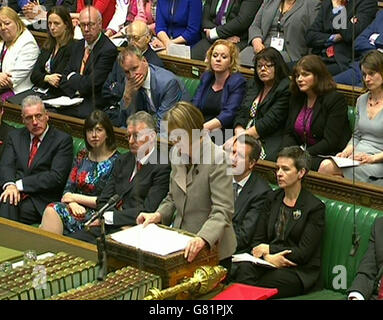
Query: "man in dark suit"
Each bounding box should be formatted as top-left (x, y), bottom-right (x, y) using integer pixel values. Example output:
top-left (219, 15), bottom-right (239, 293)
top-left (69, 111), bottom-right (171, 244)
top-left (230, 134), bottom-right (270, 254)
top-left (191, 0), bottom-right (263, 61)
top-left (0, 95), bottom-right (73, 224)
top-left (118, 44), bottom-right (190, 129)
top-left (56, 6), bottom-right (117, 119)
top-left (348, 217), bottom-right (383, 300)
top-left (102, 21), bottom-right (164, 127)
top-left (0, 106), bottom-right (15, 160)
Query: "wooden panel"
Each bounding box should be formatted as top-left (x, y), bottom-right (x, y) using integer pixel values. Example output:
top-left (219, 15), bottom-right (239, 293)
top-left (254, 159), bottom-right (383, 211)
top-left (0, 218), bottom-right (98, 262)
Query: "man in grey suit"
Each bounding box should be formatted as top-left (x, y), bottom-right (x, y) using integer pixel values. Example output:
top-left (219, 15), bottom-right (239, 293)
top-left (119, 45), bottom-right (190, 129)
top-left (240, 0), bottom-right (320, 67)
top-left (348, 217), bottom-right (383, 300)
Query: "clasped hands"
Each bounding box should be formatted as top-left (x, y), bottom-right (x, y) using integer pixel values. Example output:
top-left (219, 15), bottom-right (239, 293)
top-left (0, 72), bottom-right (13, 89)
top-left (252, 243), bottom-right (297, 268)
top-left (136, 212), bottom-right (206, 262)
top-left (61, 192), bottom-right (86, 220)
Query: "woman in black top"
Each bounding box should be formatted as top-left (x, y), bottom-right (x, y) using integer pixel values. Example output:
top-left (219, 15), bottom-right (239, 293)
top-left (30, 6), bottom-right (74, 98)
top-left (233, 47), bottom-right (290, 161)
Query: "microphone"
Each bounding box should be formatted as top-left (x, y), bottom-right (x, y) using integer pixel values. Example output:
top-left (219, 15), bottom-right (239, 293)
top-left (85, 194), bottom-right (120, 228)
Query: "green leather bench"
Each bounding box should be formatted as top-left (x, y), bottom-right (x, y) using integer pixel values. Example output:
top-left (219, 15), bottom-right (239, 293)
top-left (281, 196), bottom-right (383, 300)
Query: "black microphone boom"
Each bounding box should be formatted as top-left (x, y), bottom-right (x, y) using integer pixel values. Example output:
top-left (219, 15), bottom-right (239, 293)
top-left (85, 194), bottom-right (120, 228)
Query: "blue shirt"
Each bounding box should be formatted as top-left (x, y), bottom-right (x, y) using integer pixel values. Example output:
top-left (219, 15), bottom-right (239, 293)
top-left (155, 0), bottom-right (203, 46)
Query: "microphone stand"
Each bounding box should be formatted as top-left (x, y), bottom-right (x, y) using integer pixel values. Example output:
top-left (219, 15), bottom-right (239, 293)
top-left (97, 211), bottom-right (108, 281)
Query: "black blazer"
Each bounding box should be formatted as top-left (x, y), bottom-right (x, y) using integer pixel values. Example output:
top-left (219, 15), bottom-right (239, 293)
top-left (282, 90), bottom-right (351, 170)
top-left (0, 126), bottom-right (73, 214)
top-left (30, 40), bottom-right (75, 98)
top-left (305, 0), bottom-right (377, 71)
top-left (60, 33), bottom-right (117, 109)
top-left (0, 122), bottom-right (15, 160)
top-left (202, 0), bottom-right (263, 49)
top-left (233, 172), bottom-right (270, 254)
top-left (234, 77), bottom-right (290, 161)
top-left (348, 217), bottom-right (383, 300)
top-left (8, 0), bottom-right (77, 12)
top-left (251, 188), bottom-right (326, 292)
top-left (96, 149), bottom-right (171, 227)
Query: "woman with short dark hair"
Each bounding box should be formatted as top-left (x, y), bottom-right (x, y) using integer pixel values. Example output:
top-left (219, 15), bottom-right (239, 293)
top-left (40, 110), bottom-right (119, 235)
top-left (234, 47), bottom-right (290, 161)
top-left (282, 54), bottom-right (351, 170)
top-left (231, 146), bottom-right (325, 299)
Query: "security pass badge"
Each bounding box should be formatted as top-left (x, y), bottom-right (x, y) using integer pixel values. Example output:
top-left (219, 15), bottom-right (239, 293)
top-left (293, 209), bottom-right (302, 220)
top-left (270, 36), bottom-right (284, 52)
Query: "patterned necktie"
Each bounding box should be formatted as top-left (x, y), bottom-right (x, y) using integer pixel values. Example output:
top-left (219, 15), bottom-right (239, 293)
top-left (80, 46), bottom-right (90, 75)
top-left (215, 0), bottom-right (230, 25)
top-left (249, 98), bottom-right (258, 118)
top-left (378, 275), bottom-right (383, 300)
top-left (28, 136), bottom-right (40, 167)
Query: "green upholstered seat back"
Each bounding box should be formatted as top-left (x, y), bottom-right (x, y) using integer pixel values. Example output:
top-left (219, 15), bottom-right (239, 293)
top-left (178, 76), bottom-right (200, 99)
top-left (319, 197), bottom-right (383, 293)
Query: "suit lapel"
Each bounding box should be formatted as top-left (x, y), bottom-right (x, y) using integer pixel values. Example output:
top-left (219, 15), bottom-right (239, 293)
top-left (22, 129), bottom-right (31, 169)
top-left (268, 191), bottom-right (284, 239)
top-left (233, 173), bottom-right (254, 219)
top-left (83, 34), bottom-right (104, 74)
top-left (283, 0), bottom-right (303, 23)
top-left (284, 189), bottom-right (306, 239)
top-left (173, 165), bottom-right (187, 194)
top-left (119, 153), bottom-right (137, 198)
top-left (311, 96), bottom-right (322, 124)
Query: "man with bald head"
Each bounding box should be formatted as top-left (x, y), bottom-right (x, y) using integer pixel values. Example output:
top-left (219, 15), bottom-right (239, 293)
top-left (57, 6), bottom-right (117, 119)
top-left (102, 20), bottom-right (164, 126)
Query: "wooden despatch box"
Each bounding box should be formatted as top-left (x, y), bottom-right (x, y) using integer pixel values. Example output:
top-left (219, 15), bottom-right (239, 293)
top-left (100, 225), bottom-right (219, 288)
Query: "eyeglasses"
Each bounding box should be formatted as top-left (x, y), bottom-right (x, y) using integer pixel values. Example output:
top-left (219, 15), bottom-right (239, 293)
top-left (256, 63), bottom-right (275, 70)
top-left (23, 113), bottom-right (45, 122)
top-left (79, 22), bottom-right (97, 29)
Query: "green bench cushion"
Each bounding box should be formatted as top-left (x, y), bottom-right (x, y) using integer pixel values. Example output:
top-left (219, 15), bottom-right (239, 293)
top-left (178, 76), bottom-right (200, 99)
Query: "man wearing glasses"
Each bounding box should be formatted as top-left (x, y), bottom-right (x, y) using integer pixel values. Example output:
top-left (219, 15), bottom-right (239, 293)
top-left (58, 6), bottom-right (117, 119)
top-left (69, 111), bottom-right (170, 244)
top-left (0, 95), bottom-right (73, 224)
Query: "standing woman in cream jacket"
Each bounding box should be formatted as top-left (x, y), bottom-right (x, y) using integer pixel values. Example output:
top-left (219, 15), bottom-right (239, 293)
top-left (137, 101), bottom-right (237, 273)
top-left (0, 7), bottom-right (39, 102)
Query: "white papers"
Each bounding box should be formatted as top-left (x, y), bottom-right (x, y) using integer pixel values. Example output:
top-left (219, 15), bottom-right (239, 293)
top-left (319, 155), bottom-right (360, 168)
top-left (232, 253), bottom-right (276, 268)
top-left (110, 224), bottom-right (193, 256)
top-left (110, 38), bottom-right (127, 47)
top-left (74, 26), bottom-right (84, 40)
top-left (167, 43), bottom-right (191, 59)
top-left (12, 252), bottom-right (55, 268)
top-left (43, 96), bottom-right (84, 108)
top-left (20, 16), bottom-right (46, 27)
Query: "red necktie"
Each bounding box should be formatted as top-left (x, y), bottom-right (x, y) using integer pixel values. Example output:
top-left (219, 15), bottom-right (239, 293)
top-left (28, 136), bottom-right (40, 167)
top-left (129, 161), bottom-right (143, 182)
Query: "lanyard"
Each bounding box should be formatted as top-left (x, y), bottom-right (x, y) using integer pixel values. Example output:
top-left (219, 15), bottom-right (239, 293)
top-left (277, 0), bottom-right (286, 36)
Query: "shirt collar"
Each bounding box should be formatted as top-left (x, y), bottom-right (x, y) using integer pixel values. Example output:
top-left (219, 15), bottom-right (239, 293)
top-left (30, 125), bottom-right (49, 142)
top-left (233, 172), bottom-right (252, 188)
top-left (142, 66), bottom-right (151, 91)
top-left (85, 33), bottom-right (101, 50)
top-left (137, 145), bottom-right (155, 165)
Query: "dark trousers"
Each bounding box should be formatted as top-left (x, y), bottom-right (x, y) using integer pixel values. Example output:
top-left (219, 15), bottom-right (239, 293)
top-left (68, 225), bottom-right (121, 244)
top-left (0, 197), bottom-right (41, 225)
top-left (231, 261), bottom-right (304, 299)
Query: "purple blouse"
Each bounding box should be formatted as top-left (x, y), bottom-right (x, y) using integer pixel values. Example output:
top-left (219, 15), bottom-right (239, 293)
top-left (294, 106), bottom-right (317, 146)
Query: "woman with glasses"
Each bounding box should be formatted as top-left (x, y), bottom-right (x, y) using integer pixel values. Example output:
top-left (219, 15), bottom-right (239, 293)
top-left (40, 110), bottom-right (120, 235)
top-left (192, 40), bottom-right (246, 141)
top-left (28, 6), bottom-right (74, 99)
top-left (231, 146), bottom-right (325, 299)
top-left (240, 0), bottom-right (320, 67)
top-left (0, 7), bottom-right (39, 102)
top-left (233, 47), bottom-right (290, 161)
top-left (282, 54), bottom-right (351, 171)
top-left (318, 51), bottom-right (383, 186)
